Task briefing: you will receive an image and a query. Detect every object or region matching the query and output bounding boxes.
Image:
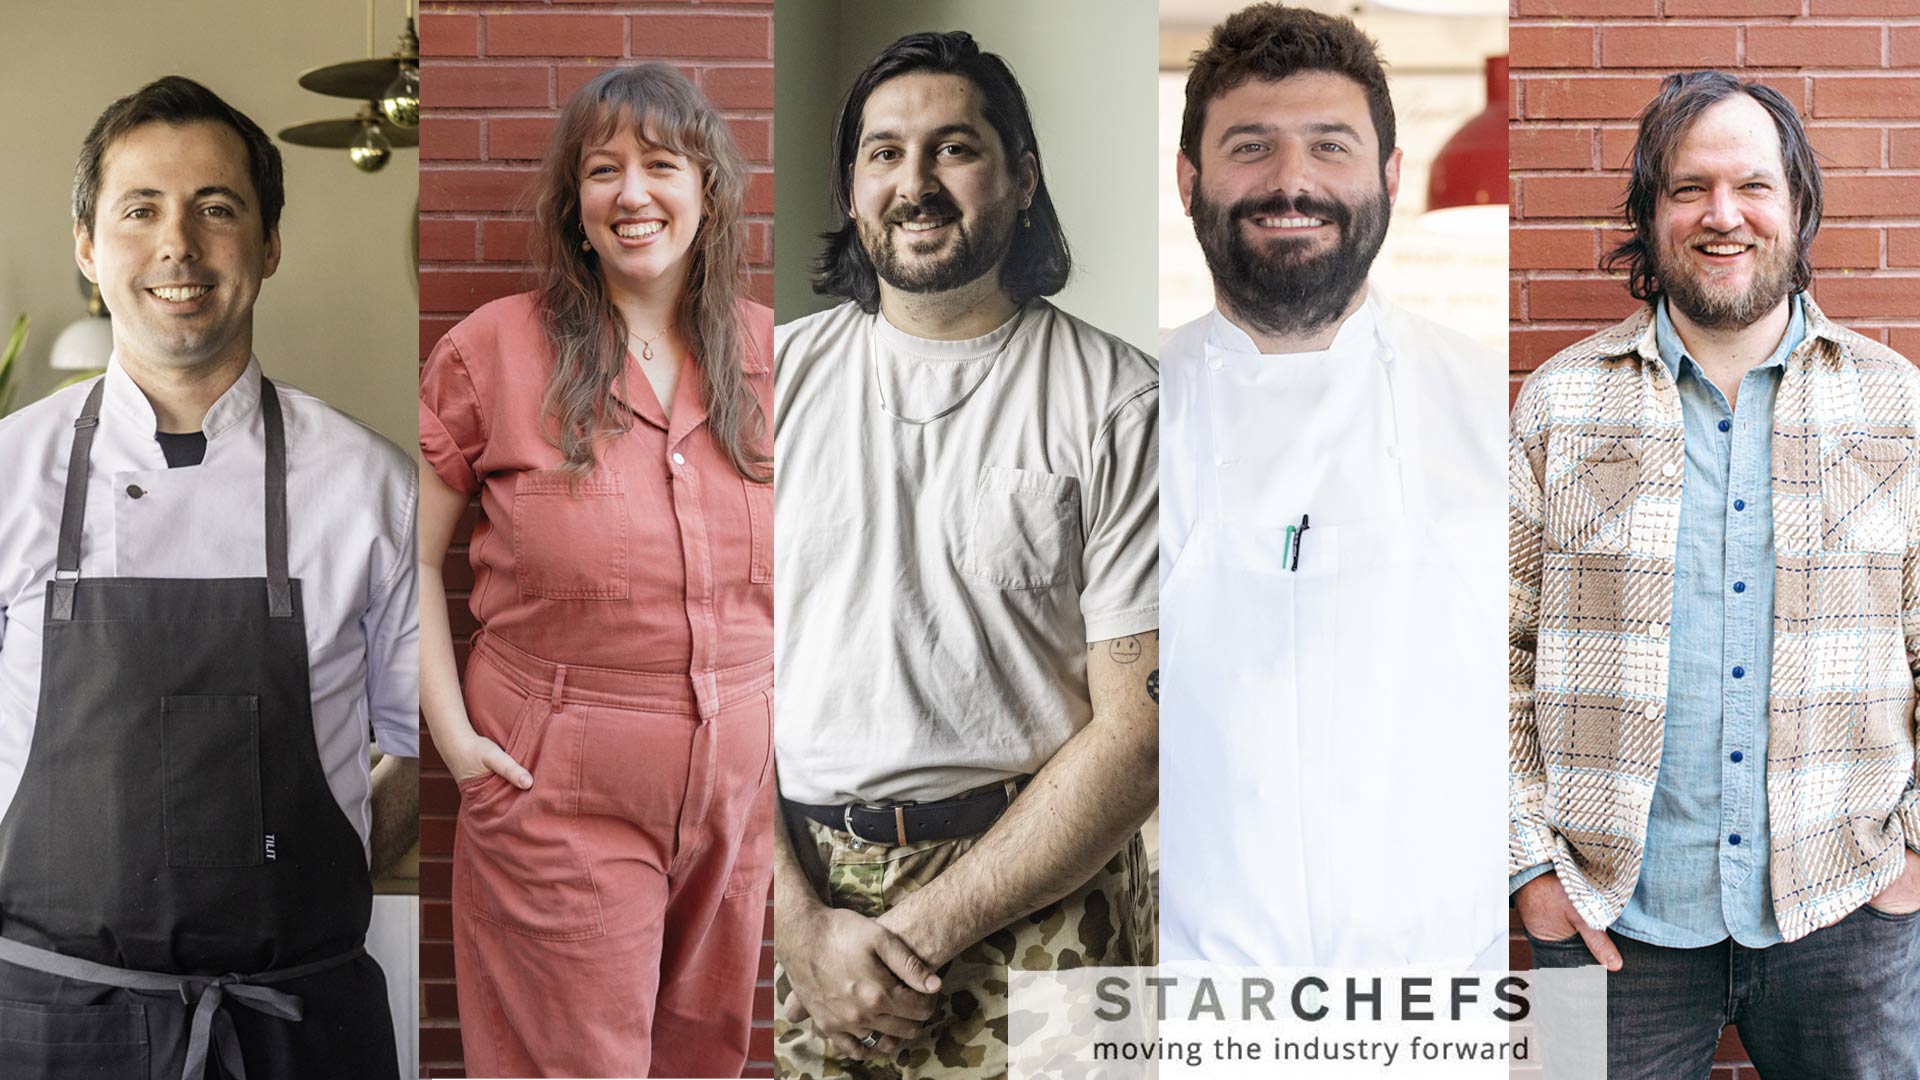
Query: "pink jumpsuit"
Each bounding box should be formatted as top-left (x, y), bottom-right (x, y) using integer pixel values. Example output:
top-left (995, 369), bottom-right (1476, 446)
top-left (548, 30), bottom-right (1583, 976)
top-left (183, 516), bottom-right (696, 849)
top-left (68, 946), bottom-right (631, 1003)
top-left (420, 292), bottom-right (774, 1078)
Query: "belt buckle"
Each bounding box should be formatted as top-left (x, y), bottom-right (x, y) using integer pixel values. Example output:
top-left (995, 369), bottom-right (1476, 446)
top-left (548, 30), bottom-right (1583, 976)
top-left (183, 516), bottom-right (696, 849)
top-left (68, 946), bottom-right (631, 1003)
top-left (844, 801), bottom-right (911, 847)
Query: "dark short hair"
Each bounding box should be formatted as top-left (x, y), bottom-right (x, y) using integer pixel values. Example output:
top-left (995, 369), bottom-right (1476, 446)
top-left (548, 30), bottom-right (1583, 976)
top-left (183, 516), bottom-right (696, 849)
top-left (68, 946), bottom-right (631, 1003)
top-left (1181, 3), bottom-right (1396, 170)
top-left (812, 31), bottom-right (1070, 312)
top-left (74, 76), bottom-right (285, 239)
top-left (1604, 71), bottom-right (1821, 303)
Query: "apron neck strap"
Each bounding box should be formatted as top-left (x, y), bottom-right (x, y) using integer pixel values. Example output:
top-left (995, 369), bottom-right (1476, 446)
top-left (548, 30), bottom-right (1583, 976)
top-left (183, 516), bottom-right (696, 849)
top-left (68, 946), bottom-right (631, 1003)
top-left (259, 378), bottom-right (293, 618)
top-left (52, 375), bottom-right (295, 620)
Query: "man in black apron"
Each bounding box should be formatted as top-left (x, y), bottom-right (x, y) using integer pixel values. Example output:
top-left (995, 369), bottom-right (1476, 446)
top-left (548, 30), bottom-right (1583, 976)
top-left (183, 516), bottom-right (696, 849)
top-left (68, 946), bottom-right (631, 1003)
top-left (0, 77), bottom-right (408, 1079)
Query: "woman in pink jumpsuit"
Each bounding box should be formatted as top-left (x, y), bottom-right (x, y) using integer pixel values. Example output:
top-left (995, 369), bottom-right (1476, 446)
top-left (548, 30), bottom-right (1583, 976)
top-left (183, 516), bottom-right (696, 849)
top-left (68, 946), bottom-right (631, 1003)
top-left (417, 64), bottom-right (773, 1078)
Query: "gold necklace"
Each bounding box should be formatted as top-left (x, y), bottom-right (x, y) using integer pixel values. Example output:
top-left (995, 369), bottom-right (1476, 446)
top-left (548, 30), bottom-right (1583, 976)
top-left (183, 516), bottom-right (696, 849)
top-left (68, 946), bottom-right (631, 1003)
top-left (627, 325), bottom-right (673, 362)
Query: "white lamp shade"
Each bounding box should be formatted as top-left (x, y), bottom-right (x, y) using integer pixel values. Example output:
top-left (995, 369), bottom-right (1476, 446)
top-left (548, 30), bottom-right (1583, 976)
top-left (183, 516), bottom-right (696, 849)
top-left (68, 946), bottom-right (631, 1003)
top-left (50, 316), bottom-right (113, 371)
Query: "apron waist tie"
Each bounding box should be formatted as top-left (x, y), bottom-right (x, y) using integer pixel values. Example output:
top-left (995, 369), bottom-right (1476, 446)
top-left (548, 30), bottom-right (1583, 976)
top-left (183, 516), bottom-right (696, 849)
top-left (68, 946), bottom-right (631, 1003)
top-left (0, 935), bottom-right (364, 1080)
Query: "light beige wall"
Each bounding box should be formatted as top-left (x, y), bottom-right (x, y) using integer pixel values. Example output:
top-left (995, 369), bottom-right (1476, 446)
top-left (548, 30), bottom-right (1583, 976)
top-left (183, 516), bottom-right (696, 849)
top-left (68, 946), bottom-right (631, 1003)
top-left (775, 0), bottom-right (1160, 353)
top-left (0, 0), bottom-right (419, 451)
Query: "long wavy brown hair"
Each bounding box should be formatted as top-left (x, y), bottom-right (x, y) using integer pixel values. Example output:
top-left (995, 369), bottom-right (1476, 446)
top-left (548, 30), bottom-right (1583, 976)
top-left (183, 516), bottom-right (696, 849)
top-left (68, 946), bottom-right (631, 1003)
top-left (530, 63), bottom-right (767, 481)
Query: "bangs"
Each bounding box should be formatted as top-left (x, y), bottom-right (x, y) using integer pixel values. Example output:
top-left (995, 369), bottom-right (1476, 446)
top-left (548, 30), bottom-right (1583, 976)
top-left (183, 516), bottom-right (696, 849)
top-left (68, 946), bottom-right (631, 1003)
top-left (576, 95), bottom-right (708, 169)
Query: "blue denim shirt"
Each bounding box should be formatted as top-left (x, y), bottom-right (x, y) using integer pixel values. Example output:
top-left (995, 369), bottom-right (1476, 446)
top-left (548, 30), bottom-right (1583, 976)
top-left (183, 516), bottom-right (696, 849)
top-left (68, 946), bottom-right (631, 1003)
top-left (1614, 296), bottom-right (1806, 948)
top-left (1510, 297), bottom-right (1806, 947)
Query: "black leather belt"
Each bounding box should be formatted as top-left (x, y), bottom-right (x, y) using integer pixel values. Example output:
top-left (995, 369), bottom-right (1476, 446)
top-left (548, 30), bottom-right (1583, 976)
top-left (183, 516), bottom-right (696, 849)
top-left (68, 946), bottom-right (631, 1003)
top-left (783, 778), bottom-right (1029, 846)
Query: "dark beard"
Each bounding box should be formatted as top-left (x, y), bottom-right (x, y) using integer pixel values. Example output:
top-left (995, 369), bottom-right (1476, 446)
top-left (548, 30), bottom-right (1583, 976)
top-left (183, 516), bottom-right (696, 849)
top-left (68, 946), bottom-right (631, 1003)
top-left (1189, 183), bottom-right (1389, 339)
top-left (856, 191), bottom-right (1018, 295)
top-left (1654, 236), bottom-right (1796, 331)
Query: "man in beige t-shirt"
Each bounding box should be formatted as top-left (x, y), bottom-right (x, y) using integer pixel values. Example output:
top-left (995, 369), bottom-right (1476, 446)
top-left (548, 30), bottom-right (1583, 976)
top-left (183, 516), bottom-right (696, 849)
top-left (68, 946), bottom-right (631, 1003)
top-left (772, 30), bottom-right (1159, 1079)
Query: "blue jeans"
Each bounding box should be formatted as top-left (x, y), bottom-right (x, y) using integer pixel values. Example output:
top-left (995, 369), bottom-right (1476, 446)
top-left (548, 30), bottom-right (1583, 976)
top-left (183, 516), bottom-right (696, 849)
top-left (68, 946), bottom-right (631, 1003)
top-left (1527, 904), bottom-right (1920, 1079)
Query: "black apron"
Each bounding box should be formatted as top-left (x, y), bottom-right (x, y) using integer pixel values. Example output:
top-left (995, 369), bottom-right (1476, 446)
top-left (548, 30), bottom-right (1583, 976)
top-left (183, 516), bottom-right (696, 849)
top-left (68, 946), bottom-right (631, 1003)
top-left (0, 378), bottom-right (398, 1079)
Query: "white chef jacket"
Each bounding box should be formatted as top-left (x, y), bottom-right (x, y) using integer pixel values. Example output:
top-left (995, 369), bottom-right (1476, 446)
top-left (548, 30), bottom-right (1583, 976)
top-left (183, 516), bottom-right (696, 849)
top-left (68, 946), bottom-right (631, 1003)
top-left (0, 357), bottom-right (419, 856)
top-left (1158, 290), bottom-right (1508, 969)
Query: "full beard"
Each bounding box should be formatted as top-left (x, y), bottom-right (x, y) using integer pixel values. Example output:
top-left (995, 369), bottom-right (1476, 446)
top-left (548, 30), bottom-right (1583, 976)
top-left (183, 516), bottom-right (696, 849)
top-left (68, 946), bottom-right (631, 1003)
top-left (856, 191), bottom-right (1019, 295)
top-left (1189, 183), bottom-right (1390, 339)
top-left (1654, 234), bottom-right (1796, 331)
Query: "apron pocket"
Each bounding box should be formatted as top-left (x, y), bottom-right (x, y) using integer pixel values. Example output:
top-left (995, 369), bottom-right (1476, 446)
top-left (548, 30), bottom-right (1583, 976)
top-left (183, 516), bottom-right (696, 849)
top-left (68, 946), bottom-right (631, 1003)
top-left (160, 695), bottom-right (264, 868)
top-left (0, 998), bottom-right (149, 1077)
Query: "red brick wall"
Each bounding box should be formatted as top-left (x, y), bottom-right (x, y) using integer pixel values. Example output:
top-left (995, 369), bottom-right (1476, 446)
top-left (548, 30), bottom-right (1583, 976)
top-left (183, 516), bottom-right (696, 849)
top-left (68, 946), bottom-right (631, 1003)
top-left (417, 3), bottom-right (774, 1075)
top-left (1511, 3), bottom-right (1920, 407)
top-left (1511, 7), bottom-right (1919, 1076)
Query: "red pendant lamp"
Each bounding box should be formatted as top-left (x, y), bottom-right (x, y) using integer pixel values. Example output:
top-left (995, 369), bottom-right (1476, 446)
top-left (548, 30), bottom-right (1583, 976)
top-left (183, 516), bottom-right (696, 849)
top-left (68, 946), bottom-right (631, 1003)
top-left (1426, 55), bottom-right (1510, 221)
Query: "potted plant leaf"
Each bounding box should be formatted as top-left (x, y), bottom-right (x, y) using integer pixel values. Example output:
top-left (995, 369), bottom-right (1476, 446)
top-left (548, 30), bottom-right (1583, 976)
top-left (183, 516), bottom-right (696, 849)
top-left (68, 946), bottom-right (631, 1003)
top-left (0, 315), bottom-right (27, 417)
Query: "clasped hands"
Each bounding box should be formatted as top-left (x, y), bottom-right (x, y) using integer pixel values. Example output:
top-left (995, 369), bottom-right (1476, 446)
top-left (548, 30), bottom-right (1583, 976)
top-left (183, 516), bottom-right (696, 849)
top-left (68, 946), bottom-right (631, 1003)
top-left (778, 903), bottom-right (943, 1062)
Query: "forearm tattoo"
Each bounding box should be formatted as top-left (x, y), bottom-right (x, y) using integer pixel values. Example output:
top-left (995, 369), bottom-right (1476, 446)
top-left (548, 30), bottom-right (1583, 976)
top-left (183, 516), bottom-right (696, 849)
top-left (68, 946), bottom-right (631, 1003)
top-left (1146, 669), bottom-right (1159, 703)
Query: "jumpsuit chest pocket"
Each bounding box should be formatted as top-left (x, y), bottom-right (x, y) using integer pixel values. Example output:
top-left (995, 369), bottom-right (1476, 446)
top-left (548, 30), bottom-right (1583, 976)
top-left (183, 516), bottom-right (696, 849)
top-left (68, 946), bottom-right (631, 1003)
top-left (959, 466), bottom-right (1082, 590)
top-left (1543, 435), bottom-right (1642, 555)
top-left (512, 468), bottom-right (629, 601)
top-left (1820, 437), bottom-right (1913, 554)
top-left (159, 695), bottom-right (263, 869)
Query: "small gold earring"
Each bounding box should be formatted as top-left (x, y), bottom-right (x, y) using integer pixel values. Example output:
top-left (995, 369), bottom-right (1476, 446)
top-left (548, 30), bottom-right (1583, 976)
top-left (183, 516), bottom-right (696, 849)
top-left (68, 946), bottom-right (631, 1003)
top-left (1022, 210), bottom-right (1032, 229)
top-left (581, 238), bottom-right (592, 252)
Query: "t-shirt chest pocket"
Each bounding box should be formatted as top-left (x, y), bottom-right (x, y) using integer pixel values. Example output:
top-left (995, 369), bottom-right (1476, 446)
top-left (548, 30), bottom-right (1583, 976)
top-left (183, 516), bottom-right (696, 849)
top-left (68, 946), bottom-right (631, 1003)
top-left (1543, 435), bottom-right (1642, 555)
top-left (958, 465), bottom-right (1083, 590)
top-left (512, 468), bottom-right (630, 600)
top-left (1821, 436), bottom-right (1914, 554)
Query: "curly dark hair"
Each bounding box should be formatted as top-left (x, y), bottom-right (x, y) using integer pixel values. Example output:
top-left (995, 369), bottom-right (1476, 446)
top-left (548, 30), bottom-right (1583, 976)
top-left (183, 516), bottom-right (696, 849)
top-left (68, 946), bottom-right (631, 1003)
top-left (1603, 71), bottom-right (1821, 304)
top-left (812, 30), bottom-right (1070, 312)
top-left (1181, 3), bottom-right (1395, 170)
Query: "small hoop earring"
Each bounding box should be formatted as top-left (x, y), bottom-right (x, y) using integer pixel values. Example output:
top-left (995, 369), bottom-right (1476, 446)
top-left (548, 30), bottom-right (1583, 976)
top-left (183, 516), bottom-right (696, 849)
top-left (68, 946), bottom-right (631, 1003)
top-left (1021, 210), bottom-right (1032, 229)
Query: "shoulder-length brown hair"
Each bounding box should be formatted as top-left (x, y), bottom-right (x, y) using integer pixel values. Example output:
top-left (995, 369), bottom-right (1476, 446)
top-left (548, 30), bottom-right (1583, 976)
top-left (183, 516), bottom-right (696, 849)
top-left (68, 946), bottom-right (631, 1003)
top-left (1603, 71), bottom-right (1822, 305)
top-left (530, 63), bottom-right (768, 481)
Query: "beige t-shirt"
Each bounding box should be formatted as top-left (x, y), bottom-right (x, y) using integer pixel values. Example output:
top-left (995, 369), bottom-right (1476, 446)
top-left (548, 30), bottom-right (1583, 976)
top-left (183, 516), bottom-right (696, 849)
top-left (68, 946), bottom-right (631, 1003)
top-left (774, 299), bottom-right (1159, 805)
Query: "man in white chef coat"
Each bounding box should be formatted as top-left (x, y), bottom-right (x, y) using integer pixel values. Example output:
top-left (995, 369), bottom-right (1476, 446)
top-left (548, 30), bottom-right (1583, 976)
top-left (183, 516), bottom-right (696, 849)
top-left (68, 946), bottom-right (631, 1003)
top-left (1158, 2), bottom-right (1508, 968)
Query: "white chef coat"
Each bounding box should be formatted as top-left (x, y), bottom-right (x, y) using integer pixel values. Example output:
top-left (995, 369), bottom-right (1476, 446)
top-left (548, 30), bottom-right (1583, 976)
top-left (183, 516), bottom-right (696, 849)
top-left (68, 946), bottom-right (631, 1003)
top-left (1158, 290), bottom-right (1508, 969)
top-left (0, 357), bottom-right (419, 856)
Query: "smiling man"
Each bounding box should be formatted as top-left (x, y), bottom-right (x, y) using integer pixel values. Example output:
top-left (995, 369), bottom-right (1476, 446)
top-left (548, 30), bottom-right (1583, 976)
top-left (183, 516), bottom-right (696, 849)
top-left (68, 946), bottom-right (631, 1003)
top-left (771, 30), bottom-right (1159, 1079)
top-left (1158, 4), bottom-right (1508, 969)
top-left (1511, 71), bottom-right (1920, 1078)
top-left (0, 77), bottom-right (417, 1077)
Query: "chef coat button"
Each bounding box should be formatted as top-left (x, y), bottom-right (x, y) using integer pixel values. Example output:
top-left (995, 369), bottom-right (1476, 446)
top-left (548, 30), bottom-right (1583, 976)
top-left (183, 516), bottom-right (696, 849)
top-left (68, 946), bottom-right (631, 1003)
top-left (671, 452), bottom-right (686, 466)
top-left (1662, 462), bottom-right (1679, 478)
top-left (1208, 357), bottom-right (1222, 370)
top-left (1385, 444), bottom-right (1400, 460)
top-left (126, 485), bottom-right (145, 499)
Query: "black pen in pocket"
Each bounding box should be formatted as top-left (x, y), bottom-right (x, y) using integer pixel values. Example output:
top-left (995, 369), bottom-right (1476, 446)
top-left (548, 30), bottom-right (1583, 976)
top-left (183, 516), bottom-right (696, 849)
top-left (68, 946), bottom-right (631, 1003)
top-left (1291, 514), bottom-right (1310, 572)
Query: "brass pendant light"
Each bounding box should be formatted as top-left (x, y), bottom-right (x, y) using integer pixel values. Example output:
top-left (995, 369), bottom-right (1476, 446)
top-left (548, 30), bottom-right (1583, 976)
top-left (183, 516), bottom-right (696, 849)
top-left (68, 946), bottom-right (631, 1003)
top-left (278, 0), bottom-right (420, 174)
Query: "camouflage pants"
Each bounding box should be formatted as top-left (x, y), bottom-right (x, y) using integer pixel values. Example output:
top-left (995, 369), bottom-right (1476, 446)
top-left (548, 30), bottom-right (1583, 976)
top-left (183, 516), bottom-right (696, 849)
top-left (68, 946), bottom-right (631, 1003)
top-left (774, 813), bottom-right (1155, 1080)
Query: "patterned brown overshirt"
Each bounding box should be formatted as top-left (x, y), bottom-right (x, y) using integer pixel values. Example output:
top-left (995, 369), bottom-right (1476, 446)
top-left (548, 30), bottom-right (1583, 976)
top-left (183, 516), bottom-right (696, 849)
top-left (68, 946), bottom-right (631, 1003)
top-left (1510, 295), bottom-right (1920, 942)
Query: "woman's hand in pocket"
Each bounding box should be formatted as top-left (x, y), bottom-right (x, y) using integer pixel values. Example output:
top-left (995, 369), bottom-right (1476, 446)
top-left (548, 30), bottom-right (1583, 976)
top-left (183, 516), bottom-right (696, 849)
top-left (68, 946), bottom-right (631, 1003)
top-left (444, 731), bottom-right (532, 790)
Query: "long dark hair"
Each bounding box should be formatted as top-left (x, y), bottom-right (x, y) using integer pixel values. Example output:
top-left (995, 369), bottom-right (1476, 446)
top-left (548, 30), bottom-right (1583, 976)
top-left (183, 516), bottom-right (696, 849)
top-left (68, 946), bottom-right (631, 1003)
top-left (529, 63), bottom-right (768, 481)
top-left (812, 31), bottom-right (1070, 313)
top-left (1604, 71), bottom-right (1822, 304)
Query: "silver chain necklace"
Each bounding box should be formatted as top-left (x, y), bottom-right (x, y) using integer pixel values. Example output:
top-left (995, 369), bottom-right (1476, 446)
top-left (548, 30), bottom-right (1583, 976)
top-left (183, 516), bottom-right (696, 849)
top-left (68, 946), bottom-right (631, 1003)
top-left (870, 306), bottom-right (1028, 426)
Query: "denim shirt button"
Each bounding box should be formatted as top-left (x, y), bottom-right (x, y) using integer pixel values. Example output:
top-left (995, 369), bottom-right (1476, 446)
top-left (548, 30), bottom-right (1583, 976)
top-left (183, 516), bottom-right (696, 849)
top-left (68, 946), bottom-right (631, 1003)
top-left (1718, 419), bottom-right (1731, 432)
top-left (1733, 581), bottom-right (1745, 593)
top-left (1729, 834), bottom-right (1742, 846)
top-left (1731, 750), bottom-right (1744, 763)
top-left (1733, 499), bottom-right (1746, 511)
top-left (1732, 666), bottom-right (1745, 678)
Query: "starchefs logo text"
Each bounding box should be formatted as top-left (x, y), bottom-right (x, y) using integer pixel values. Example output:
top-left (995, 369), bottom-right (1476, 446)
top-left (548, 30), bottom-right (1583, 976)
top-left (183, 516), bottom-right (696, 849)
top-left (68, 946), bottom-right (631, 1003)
top-left (1009, 966), bottom-right (1607, 1079)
